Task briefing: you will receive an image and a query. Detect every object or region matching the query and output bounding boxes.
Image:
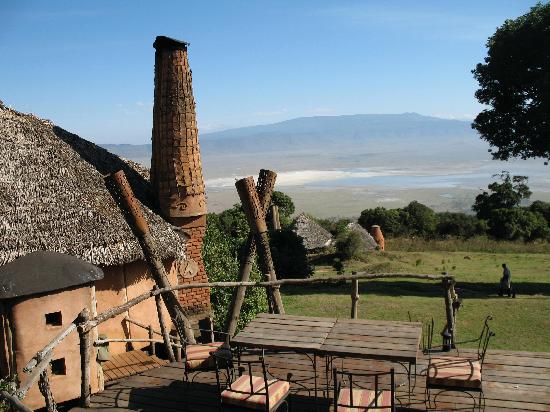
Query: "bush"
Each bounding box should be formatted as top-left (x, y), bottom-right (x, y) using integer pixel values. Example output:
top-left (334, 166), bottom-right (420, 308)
top-left (202, 213), bottom-right (268, 331)
top-left (436, 212), bottom-right (486, 238)
top-left (335, 230), bottom-right (364, 261)
top-left (487, 208), bottom-right (550, 241)
top-left (315, 217), bottom-right (352, 237)
top-left (529, 200), bottom-right (550, 226)
top-left (270, 229), bottom-right (313, 279)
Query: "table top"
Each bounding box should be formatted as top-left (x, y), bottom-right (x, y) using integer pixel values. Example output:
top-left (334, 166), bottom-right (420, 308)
top-left (232, 313), bottom-right (421, 364)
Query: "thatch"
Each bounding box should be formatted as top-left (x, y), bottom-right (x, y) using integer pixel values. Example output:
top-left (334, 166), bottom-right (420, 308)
top-left (0, 103), bottom-right (186, 267)
top-left (292, 213), bottom-right (333, 251)
top-left (346, 222), bottom-right (378, 251)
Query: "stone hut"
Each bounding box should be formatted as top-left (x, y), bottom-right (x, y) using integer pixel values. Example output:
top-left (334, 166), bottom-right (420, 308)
top-left (0, 252), bottom-right (104, 409)
top-left (292, 213), bottom-right (334, 251)
top-left (346, 222), bottom-right (378, 251)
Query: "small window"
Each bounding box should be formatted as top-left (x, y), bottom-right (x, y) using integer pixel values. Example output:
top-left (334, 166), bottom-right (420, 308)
top-left (50, 358), bottom-right (66, 375)
top-left (45, 311), bottom-right (62, 326)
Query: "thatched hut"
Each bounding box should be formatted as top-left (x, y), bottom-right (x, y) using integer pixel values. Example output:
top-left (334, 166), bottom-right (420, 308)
top-left (292, 213), bottom-right (334, 251)
top-left (0, 103), bottom-right (197, 357)
top-left (346, 222), bottom-right (378, 251)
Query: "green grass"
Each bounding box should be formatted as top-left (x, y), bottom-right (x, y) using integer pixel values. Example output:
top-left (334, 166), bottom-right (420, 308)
top-left (281, 250), bottom-right (550, 352)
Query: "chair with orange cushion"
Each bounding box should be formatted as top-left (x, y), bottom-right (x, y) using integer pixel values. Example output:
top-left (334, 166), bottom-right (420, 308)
top-left (333, 367), bottom-right (396, 412)
top-left (212, 349), bottom-right (292, 411)
top-left (182, 319), bottom-right (230, 384)
top-left (425, 315), bottom-right (495, 410)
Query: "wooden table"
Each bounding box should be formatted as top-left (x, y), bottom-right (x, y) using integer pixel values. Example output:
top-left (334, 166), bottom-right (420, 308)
top-left (233, 313), bottom-right (422, 402)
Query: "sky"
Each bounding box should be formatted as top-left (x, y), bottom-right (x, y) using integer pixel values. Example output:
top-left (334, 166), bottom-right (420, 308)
top-left (0, 1), bottom-right (541, 144)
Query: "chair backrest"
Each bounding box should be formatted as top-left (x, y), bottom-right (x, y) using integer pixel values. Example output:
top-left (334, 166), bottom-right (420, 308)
top-left (213, 349), bottom-right (271, 411)
top-left (333, 367), bottom-right (395, 411)
top-left (477, 315), bottom-right (495, 367)
top-left (422, 317), bottom-right (435, 353)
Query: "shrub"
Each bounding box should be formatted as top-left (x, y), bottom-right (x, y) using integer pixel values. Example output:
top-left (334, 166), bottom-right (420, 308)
top-left (436, 212), bottom-right (486, 239)
top-left (335, 230), bottom-right (364, 261)
top-left (316, 217), bottom-right (352, 237)
top-left (203, 213), bottom-right (267, 331)
top-left (487, 208), bottom-right (550, 241)
top-left (400, 201), bottom-right (438, 237)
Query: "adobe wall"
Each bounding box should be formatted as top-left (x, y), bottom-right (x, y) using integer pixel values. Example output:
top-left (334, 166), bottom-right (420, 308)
top-left (10, 286), bottom-right (99, 410)
top-left (94, 261), bottom-right (178, 354)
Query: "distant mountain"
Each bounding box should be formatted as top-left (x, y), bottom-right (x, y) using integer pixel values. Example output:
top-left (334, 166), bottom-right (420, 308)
top-left (102, 113), bottom-right (480, 163)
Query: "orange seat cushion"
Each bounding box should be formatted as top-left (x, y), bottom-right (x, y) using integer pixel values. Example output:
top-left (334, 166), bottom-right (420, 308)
top-left (185, 342), bottom-right (225, 370)
top-left (427, 356), bottom-right (482, 389)
top-left (337, 388), bottom-right (393, 411)
top-left (221, 374), bottom-right (290, 410)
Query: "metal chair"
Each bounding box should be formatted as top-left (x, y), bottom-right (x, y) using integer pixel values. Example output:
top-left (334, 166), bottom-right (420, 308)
top-left (182, 318), bottom-right (231, 384)
top-left (425, 315), bottom-right (495, 411)
top-left (212, 349), bottom-right (292, 412)
top-left (333, 367), bottom-right (396, 411)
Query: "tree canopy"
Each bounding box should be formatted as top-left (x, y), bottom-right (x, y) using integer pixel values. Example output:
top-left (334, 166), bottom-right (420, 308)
top-left (472, 3), bottom-right (550, 162)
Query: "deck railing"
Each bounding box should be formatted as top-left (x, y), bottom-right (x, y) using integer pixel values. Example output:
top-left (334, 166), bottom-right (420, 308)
top-left (2, 271), bottom-right (456, 412)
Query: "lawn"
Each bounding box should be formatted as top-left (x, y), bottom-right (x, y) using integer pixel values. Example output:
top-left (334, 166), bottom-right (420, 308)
top-left (281, 250), bottom-right (550, 352)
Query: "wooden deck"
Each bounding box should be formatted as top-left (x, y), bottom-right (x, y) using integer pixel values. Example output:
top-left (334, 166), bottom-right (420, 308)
top-left (102, 351), bottom-right (169, 382)
top-left (89, 349), bottom-right (550, 411)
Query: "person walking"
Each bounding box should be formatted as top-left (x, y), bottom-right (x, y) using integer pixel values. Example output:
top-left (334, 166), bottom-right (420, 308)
top-left (499, 263), bottom-right (515, 298)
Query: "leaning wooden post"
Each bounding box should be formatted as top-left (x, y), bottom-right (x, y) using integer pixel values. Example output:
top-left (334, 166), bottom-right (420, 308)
top-left (271, 205), bottom-right (281, 230)
top-left (107, 170), bottom-right (196, 344)
top-left (78, 308), bottom-right (91, 408)
top-left (442, 275), bottom-right (455, 346)
top-left (38, 370), bottom-right (57, 412)
top-left (235, 176), bottom-right (285, 315)
top-left (350, 278), bottom-right (359, 319)
top-left (154, 286), bottom-right (176, 362)
top-left (225, 169), bottom-right (277, 335)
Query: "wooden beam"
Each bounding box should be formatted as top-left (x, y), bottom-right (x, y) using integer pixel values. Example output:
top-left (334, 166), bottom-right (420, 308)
top-left (107, 170), bottom-right (196, 344)
top-left (226, 169), bottom-right (276, 335)
top-left (235, 176), bottom-right (284, 314)
top-left (155, 288), bottom-right (176, 362)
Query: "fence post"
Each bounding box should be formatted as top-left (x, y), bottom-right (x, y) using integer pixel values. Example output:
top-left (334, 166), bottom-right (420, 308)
top-left (350, 278), bottom-right (359, 319)
top-left (442, 275), bottom-right (455, 346)
top-left (78, 308), bottom-right (91, 407)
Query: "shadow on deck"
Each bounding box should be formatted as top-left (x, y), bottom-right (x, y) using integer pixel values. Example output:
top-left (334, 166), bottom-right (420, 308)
top-left (88, 349), bottom-right (550, 411)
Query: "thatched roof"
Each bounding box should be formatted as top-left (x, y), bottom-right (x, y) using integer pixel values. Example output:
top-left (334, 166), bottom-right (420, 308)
top-left (0, 103), bottom-right (186, 267)
top-left (292, 213), bottom-right (333, 250)
top-left (346, 222), bottom-right (378, 251)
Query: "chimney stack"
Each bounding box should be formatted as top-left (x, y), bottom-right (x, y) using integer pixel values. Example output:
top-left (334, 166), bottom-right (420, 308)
top-left (151, 36), bottom-right (210, 316)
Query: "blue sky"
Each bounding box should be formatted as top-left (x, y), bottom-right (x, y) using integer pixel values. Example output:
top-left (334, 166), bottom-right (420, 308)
top-left (0, 1), bottom-right (540, 144)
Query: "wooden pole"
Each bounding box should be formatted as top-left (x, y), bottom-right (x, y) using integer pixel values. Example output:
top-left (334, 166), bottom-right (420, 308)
top-left (107, 170), bottom-right (196, 344)
top-left (226, 169), bottom-right (276, 335)
top-left (78, 308), bottom-right (91, 408)
top-left (235, 176), bottom-right (285, 314)
top-left (155, 288), bottom-right (176, 362)
top-left (350, 278), bottom-right (359, 319)
top-left (148, 325), bottom-right (155, 356)
top-left (271, 205), bottom-right (281, 230)
top-left (38, 370), bottom-right (57, 412)
top-left (442, 276), bottom-right (455, 346)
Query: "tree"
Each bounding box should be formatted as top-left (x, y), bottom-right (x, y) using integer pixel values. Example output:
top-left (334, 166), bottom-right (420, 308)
top-left (358, 207), bottom-right (402, 236)
top-left (472, 172), bottom-right (532, 219)
top-left (529, 200), bottom-right (550, 225)
top-left (436, 212), bottom-right (486, 239)
top-left (400, 201), bottom-right (438, 237)
top-left (335, 230), bottom-right (364, 261)
top-left (270, 191), bottom-right (295, 228)
top-left (472, 3), bottom-right (550, 162)
top-left (270, 229), bottom-right (313, 278)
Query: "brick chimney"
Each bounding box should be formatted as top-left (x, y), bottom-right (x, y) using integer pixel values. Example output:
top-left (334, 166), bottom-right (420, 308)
top-left (151, 36), bottom-right (210, 317)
